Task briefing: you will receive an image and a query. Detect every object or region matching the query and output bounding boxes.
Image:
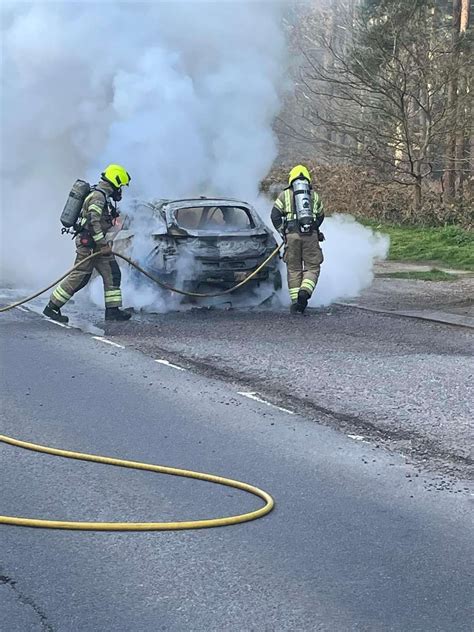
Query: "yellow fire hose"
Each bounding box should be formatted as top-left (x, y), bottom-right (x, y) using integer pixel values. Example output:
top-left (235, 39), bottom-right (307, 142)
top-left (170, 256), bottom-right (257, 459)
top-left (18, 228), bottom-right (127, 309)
top-left (0, 243), bottom-right (282, 312)
top-left (0, 434), bottom-right (274, 531)
top-left (0, 245), bottom-right (281, 530)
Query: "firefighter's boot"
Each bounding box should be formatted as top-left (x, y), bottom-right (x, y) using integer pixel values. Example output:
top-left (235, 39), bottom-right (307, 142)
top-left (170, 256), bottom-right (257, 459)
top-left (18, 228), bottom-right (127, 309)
top-left (290, 303), bottom-right (299, 314)
top-left (105, 307), bottom-right (132, 321)
top-left (296, 289), bottom-right (310, 314)
top-left (43, 301), bottom-right (69, 324)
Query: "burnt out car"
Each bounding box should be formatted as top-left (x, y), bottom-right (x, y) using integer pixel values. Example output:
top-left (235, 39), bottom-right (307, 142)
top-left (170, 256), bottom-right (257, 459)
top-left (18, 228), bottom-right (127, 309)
top-left (109, 197), bottom-right (281, 303)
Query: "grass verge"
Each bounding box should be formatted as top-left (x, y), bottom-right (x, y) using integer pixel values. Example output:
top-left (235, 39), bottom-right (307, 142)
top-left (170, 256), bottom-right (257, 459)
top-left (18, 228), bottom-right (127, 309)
top-left (362, 222), bottom-right (474, 271)
top-left (377, 269), bottom-right (461, 282)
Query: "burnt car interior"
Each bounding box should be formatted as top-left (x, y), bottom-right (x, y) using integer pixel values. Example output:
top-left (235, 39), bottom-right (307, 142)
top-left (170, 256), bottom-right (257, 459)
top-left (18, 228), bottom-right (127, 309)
top-left (175, 206), bottom-right (255, 231)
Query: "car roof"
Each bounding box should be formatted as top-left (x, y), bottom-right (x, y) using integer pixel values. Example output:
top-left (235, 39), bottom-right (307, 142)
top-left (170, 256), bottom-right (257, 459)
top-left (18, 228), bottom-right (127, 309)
top-left (133, 197), bottom-right (252, 210)
top-left (165, 197), bottom-right (249, 205)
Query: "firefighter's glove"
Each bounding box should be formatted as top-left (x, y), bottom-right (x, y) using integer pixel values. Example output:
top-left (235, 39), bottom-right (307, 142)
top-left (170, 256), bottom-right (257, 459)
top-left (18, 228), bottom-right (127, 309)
top-left (318, 231), bottom-right (325, 242)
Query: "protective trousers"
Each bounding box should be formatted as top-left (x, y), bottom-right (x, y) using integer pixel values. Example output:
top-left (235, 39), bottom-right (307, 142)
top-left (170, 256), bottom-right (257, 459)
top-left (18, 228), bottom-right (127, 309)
top-left (284, 232), bottom-right (323, 303)
top-left (50, 245), bottom-right (122, 309)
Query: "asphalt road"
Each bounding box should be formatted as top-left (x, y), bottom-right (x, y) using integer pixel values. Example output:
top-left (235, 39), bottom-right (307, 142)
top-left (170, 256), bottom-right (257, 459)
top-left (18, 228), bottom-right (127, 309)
top-left (1, 309), bottom-right (473, 631)
top-left (101, 303), bottom-right (473, 478)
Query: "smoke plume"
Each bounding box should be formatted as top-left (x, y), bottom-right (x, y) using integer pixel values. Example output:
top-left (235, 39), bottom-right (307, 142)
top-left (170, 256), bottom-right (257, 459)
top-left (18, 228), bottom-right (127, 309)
top-left (305, 215), bottom-right (389, 306)
top-left (1, 0), bottom-right (387, 311)
top-left (1, 0), bottom-right (286, 286)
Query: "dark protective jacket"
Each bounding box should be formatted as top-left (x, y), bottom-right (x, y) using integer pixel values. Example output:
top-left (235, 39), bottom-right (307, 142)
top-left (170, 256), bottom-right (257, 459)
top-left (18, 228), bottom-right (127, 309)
top-left (77, 181), bottom-right (116, 248)
top-left (271, 186), bottom-right (324, 233)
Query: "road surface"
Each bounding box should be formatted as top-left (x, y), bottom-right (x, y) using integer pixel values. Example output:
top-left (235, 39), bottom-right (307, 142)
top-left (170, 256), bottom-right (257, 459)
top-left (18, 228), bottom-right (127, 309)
top-left (1, 309), bottom-right (472, 631)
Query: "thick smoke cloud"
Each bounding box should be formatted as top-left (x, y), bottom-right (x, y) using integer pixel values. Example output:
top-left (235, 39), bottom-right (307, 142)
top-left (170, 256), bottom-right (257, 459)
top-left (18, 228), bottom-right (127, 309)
top-left (1, 0), bottom-right (286, 285)
top-left (306, 215), bottom-right (389, 306)
top-left (1, 0), bottom-right (387, 311)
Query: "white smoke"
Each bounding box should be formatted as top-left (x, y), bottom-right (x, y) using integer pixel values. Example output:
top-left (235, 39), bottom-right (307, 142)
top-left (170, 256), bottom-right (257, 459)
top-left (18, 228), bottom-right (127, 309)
top-left (312, 215), bottom-right (389, 306)
top-left (0, 0), bottom-right (286, 287)
top-left (1, 0), bottom-right (388, 312)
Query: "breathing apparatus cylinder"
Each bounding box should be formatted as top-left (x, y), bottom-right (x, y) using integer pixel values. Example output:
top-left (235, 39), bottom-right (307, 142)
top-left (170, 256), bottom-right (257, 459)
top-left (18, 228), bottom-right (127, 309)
top-left (292, 178), bottom-right (313, 233)
top-left (60, 180), bottom-right (91, 230)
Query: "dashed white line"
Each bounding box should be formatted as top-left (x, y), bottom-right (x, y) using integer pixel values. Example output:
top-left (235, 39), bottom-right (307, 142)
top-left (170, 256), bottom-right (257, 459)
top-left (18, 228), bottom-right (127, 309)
top-left (347, 434), bottom-right (366, 441)
top-left (92, 336), bottom-right (124, 349)
top-left (238, 391), bottom-right (294, 415)
top-left (155, 359), bottom-right (186, 371)
top-left (347, 434), bottom-right (371, 444)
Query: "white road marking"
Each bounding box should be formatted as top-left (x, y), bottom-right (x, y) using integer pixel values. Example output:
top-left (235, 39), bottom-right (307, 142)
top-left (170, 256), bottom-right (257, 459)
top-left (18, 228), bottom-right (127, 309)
top-left (238, 391), bottom-right (294, 415)
top-left (92, 336), bottom-right (124, 349)
top-left (45, 318), bottom-right (70, 329)
top-left (347, 434), bottom-right (372, 444)
top-left (155, 359), bottom-right (186, 371)
top-left (16, 306), bottom-right (29, 313)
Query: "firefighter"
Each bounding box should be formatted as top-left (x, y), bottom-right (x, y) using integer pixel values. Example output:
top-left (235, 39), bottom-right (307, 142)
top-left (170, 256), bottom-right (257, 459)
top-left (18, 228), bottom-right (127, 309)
top-left (43, 164), bottom-right (132, 323)
top-left (271, 165), bottom-right (324, 313)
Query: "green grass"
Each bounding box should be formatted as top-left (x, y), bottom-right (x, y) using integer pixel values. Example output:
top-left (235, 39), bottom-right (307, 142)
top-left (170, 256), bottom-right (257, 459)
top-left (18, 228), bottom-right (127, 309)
top-left (362, 222), bottom-right (474, 270)
top-left (377, 269), bottom-right (461, 281)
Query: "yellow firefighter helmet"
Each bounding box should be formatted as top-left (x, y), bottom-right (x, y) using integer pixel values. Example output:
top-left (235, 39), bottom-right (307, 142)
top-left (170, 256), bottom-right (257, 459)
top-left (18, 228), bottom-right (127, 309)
top-left (288, 164), bottom-right (311, 185)
top-left (101, 164), bottom-right (131, 189)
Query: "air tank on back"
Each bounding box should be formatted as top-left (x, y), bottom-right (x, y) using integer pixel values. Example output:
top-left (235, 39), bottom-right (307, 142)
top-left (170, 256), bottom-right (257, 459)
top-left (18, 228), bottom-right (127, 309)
top-left (60, 179), bottom-right (91, 229)
top-left (291, 178), bottom-right (313, 233)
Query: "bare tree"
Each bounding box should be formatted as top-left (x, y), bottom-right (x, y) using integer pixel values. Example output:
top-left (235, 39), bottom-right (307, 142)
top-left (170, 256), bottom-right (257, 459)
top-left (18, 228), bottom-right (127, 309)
top-left (278, 0), bottom-right (472, 215)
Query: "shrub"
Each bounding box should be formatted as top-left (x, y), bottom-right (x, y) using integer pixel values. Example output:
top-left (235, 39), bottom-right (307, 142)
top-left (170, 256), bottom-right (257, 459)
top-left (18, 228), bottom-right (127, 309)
top-left (261, 162), bottom-right (473, 229)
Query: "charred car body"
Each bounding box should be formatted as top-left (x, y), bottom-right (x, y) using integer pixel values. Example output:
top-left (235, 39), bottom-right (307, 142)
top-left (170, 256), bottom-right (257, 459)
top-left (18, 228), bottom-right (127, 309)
top-left (109, 197), bottom-right (281, 303)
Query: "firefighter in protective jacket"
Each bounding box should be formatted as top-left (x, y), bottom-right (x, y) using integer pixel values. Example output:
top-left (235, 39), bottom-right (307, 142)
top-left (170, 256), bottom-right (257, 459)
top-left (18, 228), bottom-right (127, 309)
top-left (271, 165), bottom-right (324, 313)
top-left (43, 164), bottom-right (132, 323)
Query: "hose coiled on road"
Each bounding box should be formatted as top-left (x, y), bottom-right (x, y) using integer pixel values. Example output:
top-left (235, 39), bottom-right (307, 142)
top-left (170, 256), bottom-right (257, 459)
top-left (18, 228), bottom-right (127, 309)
top-left (0, 248), bottom-right (279, 530)
top-left (0, 434), bottom-right (274, 531)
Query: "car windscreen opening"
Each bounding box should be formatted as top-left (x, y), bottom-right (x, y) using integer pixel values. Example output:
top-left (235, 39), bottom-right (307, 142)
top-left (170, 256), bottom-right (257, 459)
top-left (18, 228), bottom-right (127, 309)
top-left (175, 206), bottom-right (255, 231)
